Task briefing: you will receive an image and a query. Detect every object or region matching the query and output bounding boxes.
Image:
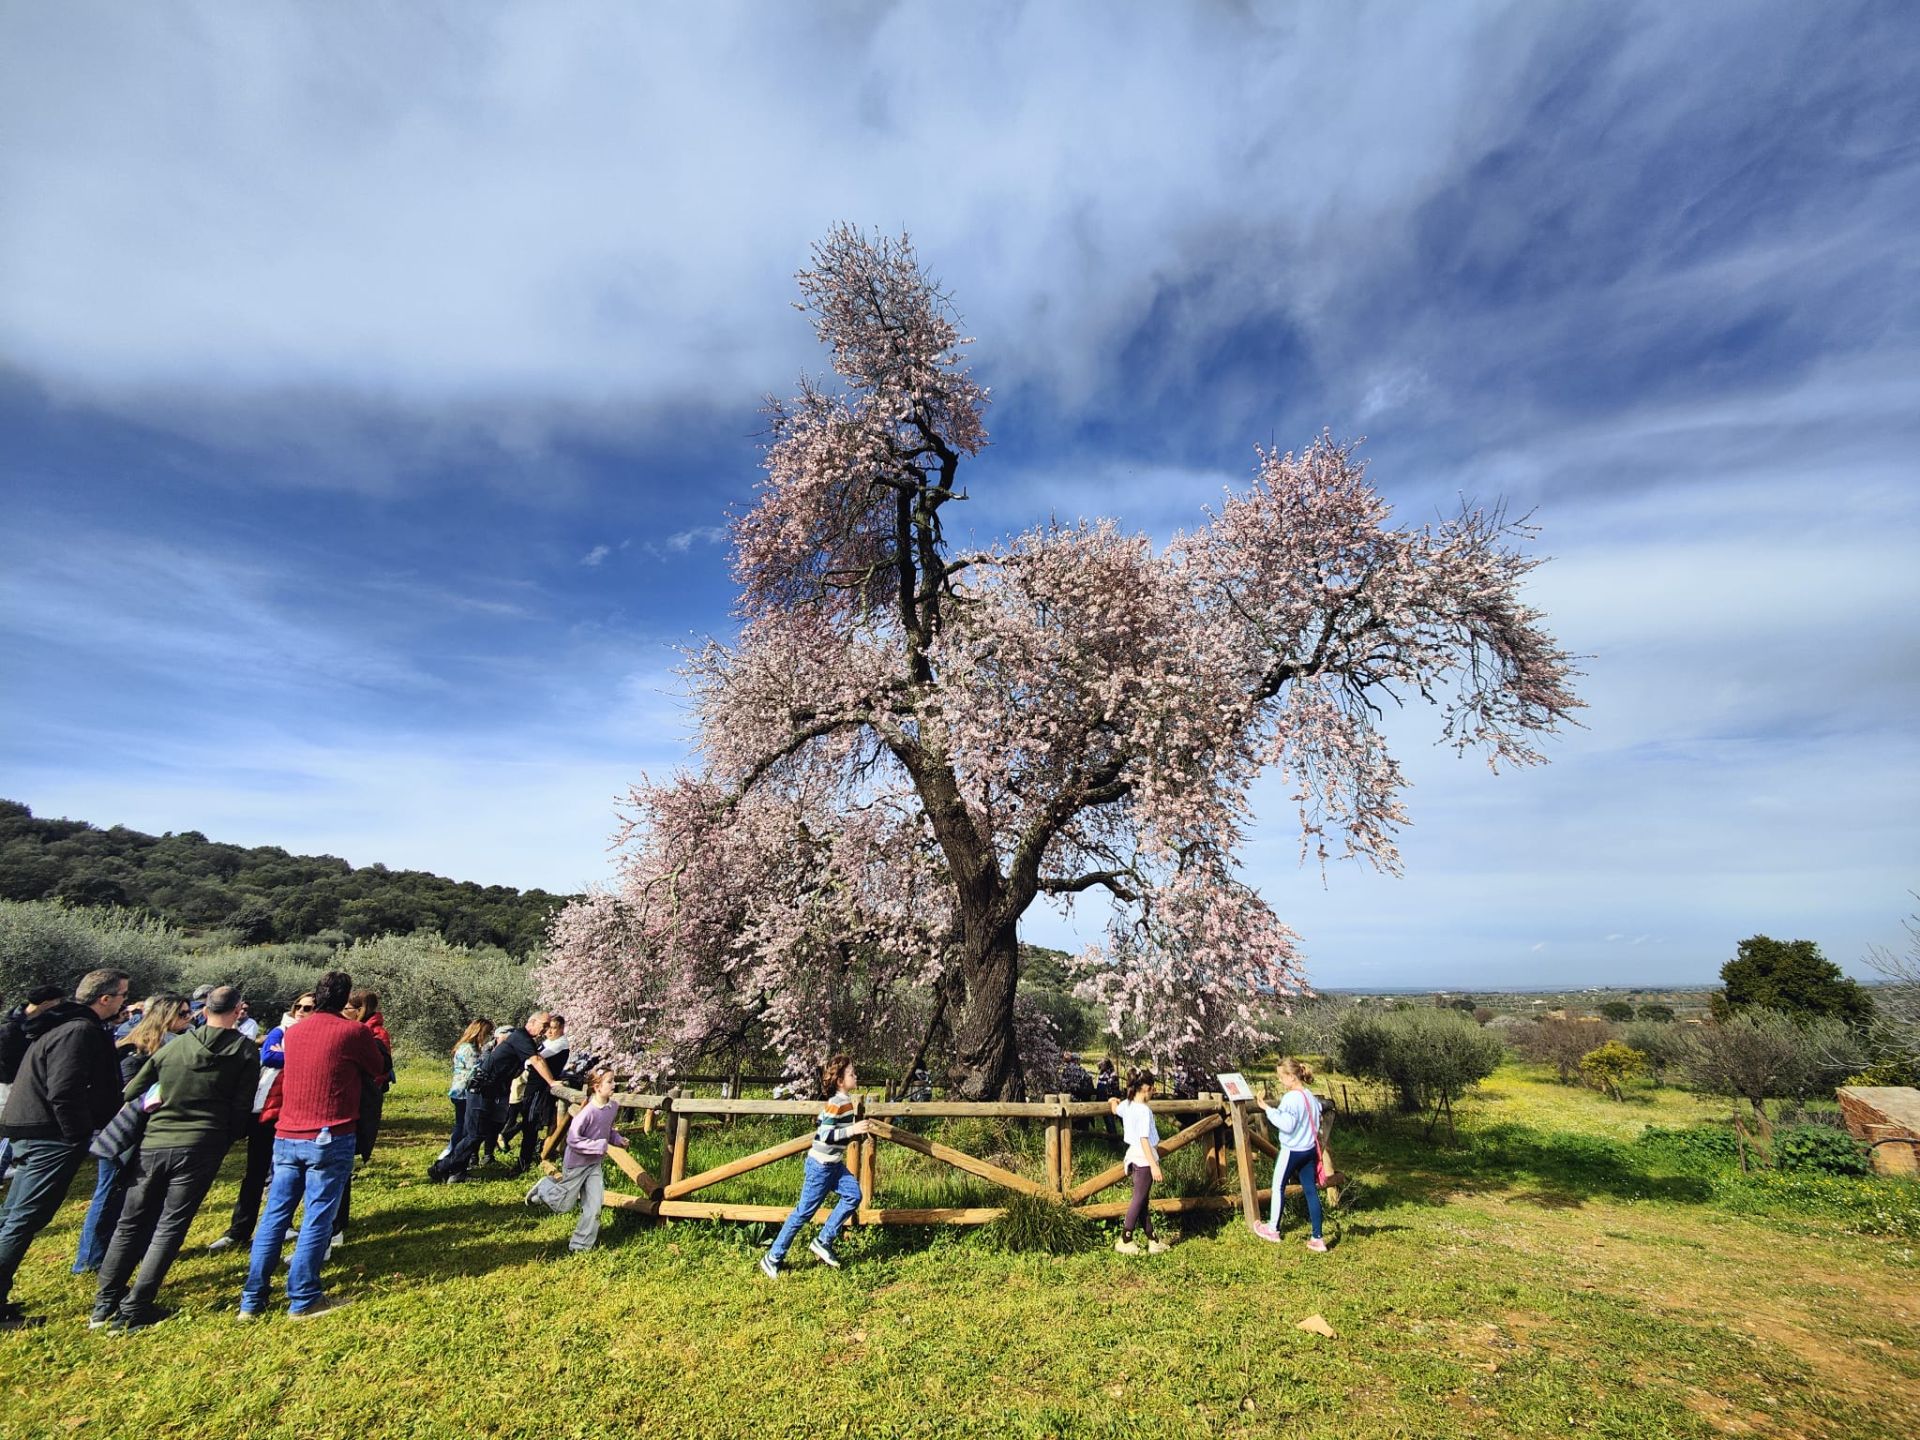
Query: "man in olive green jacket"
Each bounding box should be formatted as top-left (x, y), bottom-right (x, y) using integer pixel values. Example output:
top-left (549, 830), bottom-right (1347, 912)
top-left (91, 985), bottom-right (260, 1331)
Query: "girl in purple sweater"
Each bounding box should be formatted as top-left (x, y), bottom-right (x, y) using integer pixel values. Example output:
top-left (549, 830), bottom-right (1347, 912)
top-left (524, 1068), bottom-right (626, 1253)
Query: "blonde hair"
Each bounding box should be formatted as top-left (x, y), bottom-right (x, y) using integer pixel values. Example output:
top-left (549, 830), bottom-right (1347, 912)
top-left (1275, 1056), bottom-right (1315, 1087)
top-left (124, 994), bottom-right (190, 1056)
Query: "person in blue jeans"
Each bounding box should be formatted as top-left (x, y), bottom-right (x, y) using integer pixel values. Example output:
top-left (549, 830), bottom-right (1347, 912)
top-left (759, 1053), bottom-right (868, 1278)
top-left (238, 969), bottom-right (385, 1319)
top-left (1252, 1057), bottom-right (1328, 1253)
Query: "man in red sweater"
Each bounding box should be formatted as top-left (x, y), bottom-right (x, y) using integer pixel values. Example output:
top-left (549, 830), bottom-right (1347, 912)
top-left (238, 970), bottom-right (385, 1320)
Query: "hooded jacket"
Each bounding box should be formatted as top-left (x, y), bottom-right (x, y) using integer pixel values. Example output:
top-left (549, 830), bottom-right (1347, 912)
top-left (0, 1001), bottom-right (122, 1143)
top-left (123, 1024), bottom-right (261, 1150)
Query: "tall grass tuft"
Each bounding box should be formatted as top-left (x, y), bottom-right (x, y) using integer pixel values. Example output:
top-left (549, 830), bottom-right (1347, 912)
top-left (986, 1192), bottom-right (1099, 1255)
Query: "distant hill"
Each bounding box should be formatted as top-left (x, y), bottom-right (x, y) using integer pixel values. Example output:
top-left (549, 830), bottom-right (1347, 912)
top-left (0, 799), bottom-right (573, 956)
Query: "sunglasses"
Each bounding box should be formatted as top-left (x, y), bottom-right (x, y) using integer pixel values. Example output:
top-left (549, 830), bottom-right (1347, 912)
top-left (293, 1003), bottom-right (315, 1013)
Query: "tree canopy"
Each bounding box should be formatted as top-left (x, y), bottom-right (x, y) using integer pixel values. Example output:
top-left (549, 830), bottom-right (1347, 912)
top-left (0, 800), bottom-right (569, 957)
top-left (540, 227), bottom-right (1581, 1097)
top-left (1715, 935), bottom-right (1873, 1027)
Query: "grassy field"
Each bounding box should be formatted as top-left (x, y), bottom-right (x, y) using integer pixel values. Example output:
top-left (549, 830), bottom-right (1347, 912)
top-left (1, 1060), bottom-right (1915, 1440)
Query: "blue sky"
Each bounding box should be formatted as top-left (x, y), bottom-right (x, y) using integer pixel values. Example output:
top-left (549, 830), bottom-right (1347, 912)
top-left (2, 1), bottom-right (1916, 988)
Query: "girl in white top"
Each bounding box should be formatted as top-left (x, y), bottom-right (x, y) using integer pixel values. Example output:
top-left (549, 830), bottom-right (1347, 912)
top-left (1107, 1070), bottom-right (1171, 1254)
top-left (1255, 1056), bottom-right (1327, 1251)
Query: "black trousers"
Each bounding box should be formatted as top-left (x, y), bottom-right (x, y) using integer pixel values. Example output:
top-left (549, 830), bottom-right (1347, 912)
top-left (94, 1138), bottom-right (228, 1318)
top-left (438, 1092), bottom-right (505, 1178)
top-left (226, 1114), bottom-right (276, 1242)
top-left (518, 1087), bottom-right (557, 1171)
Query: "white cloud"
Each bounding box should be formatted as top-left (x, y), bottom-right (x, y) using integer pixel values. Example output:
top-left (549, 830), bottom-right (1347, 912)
top-left (579, 544), bottom-right (611, 567)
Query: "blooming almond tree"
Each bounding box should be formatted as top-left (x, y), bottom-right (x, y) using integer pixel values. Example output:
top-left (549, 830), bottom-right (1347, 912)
top-left (540, 226), bottom-right (1581, 1098)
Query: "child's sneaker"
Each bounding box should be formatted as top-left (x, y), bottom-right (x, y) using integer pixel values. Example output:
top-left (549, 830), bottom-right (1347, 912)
top-left (808, 1238), bottom-right (841, 1269)
top-left (1114, 1238), bottom-right (1141, 1255)
top-left (1146, 1238), bottom-right (1171, 1254)
top-left (1305, 1237), bottom-right (1329, 1253)
top-left (758, 1253), bottom-right (781, 1281)
top-left (1251, 1222), bottom-right (1280, 1243)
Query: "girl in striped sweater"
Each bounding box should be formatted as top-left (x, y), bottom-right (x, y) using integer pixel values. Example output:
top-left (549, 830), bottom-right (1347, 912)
top-left (760, 1053), bottom-right (869, 1277)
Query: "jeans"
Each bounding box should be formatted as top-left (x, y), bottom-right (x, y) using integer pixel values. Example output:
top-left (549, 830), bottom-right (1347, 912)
top-left (769, 1157), bottom-right (861, 1263)
top-left (94, 1139), bottom-right (227, 1319)
top-left (226, 1114), bottom-right (277, 1242)
top-left (73, 1152), bottom-right (128, 1273)
top-left (437, 1092), bottom-right (504, 1178)
top-left (241, 1134), bottom-right (356, 1314)
top-left (1123, 1162), bottom-right (1157, 1241)
top-left (0, 1137), bottom-right (87, 1306)
top-left (445, 1096), bottom-right (467, 1154)
top-left (1272, 1147), bottom-right (1323, 1237)
top-left (530, 1160), bottom-right (606, 1252)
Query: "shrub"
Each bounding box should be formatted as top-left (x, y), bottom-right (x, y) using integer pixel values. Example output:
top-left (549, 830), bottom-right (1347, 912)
top-left (1597, 1001), bottom-right (1636, 1023)
top-left (1620, 1020), bottom-right (1694, 1085)
top-left (176, 944), bottom-right (336, 1022)
top-left (0, 899), bottom-right (182, 1004)
top-left (985, 1192), bottom-right (1099, 1255)
top-left (1637, 1003), bottom-right (1676, 1022)
top-left (1685, 1011), bottom-right (1863, 1160)
top-left (1772, 1125), bottom-right (1871, 1177)
top-left (1512, 1016), bottom-right (1613, 1083)
top-left (1579, 1040), bottom-right (1646, 1100)
top-left (1335, 1007), bottom-right (1504, 1133)
top-left (339, 931), bottom-right (535, 1054)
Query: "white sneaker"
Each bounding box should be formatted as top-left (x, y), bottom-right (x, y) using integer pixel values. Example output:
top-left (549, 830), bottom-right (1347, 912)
top-left (1114, 1238), bottom-right (1141, 1255)
top-left (326, 1234), bottom-right (340, 1261)
top-left (808, 1238), bottom-right (841, 1269)
top-left (758, 1253), bottom-right (780, 1280)
top-left (206, 1235), bottom-right (237, 1254)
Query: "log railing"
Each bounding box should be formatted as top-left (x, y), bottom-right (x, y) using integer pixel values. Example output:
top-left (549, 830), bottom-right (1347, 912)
top-left (548, 1085), bottom-right (1340, 1230)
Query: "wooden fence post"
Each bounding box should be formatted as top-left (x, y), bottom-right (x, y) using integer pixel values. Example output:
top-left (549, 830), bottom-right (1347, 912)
top-left (1044, 1094), bottom-right (1062, 1193)
top-left (662, 1086), bottom-right (687, 1189)
top-left (1059, 1098), bottom-right (1074, 1195)
top-left (1199, 1093), bottom-right (1222, 1186)
top-left (1226, 1098), bottom-right (1260, 1229)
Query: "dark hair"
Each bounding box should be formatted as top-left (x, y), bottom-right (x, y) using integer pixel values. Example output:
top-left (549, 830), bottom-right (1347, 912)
top-left (1126, 1069), bottom-right (1157, 1097)
top-left (821, 1052), bottom-right (854, 1095)
top-left (26, 983), bottom-right (64, 1006)
top-left (547, 1014), bottom-right (565, 1030)
top-left (346, 988), bottom-right (379, 1014)
top-left (204, 985), bottom-right (243, 1017)
top-left (312, 971), bottom-right (352, 1014)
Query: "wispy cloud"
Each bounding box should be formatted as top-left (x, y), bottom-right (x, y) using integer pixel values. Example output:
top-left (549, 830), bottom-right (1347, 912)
top-left (579, 544), bottom-right (611, 567)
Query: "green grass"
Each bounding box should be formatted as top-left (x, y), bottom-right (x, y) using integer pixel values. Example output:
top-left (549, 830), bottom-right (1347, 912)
top-left (1, 1059), bottom-right (1914, 1439)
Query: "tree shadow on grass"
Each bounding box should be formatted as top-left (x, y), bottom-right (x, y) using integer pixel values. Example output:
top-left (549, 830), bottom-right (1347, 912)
top-left (1339, 1124), bottom-right (1716, 1211)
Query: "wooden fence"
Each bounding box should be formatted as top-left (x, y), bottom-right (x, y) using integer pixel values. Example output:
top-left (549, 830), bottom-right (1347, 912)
top-left (548, 1085), bottom-right (1338, 1230)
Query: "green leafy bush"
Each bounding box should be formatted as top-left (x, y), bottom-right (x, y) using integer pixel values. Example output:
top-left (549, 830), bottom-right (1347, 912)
top-left (1771, 1125), bottom-right (1871, 1177)
top-left (0, 899), bottom-right (182, 1004)
top-left (1335, 1007), bottom-right (1504, 1121)
top-left (339, 931), bottom-right (536, 1055)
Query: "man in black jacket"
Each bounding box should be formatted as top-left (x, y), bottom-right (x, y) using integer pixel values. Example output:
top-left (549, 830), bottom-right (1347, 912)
top-left (427, 1010), bottom-right (556, 1183)
top-left (0, 968), bottom-right (130, 1330)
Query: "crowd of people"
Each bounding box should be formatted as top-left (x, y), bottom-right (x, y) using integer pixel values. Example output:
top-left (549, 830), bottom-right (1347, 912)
top-left (1, 969), bottom-right (1333, 1327)
top-left (0, 968), bottom-right (403, 1329)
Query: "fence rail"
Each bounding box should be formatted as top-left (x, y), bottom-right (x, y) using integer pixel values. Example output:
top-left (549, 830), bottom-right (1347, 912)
top-left (549, 1085), bottom-right (1339, 1231)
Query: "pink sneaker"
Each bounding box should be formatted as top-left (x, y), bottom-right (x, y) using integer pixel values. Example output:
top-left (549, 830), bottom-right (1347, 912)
top-left (1305, 1237), bottom-right (1328, 1253)
top-left (1252, 1223), bottom-right (1281, 1243)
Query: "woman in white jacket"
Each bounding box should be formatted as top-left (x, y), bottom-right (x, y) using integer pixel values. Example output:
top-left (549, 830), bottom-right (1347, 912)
top-left (1254, 1057), bottom-right (1327, 1252)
